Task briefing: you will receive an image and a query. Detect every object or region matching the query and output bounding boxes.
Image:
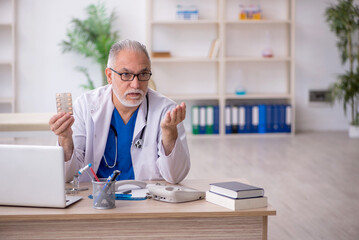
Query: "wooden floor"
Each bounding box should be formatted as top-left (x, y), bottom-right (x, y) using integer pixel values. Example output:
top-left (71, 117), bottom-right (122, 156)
top-left (187, 132), bottom-right (359, 240)
top-left (1, 131), bottom-right (358, 239)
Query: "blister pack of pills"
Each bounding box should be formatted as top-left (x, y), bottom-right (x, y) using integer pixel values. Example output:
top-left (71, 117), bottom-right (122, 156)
top-left (56, 93), bottom-right (73, 115)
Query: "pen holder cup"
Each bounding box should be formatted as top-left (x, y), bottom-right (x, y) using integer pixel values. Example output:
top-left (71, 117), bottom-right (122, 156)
top-left (92, 180), bottom-right (116, 209)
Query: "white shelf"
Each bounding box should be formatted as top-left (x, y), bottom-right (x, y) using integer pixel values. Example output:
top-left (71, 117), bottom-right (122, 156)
top-left (225, 20), bottom-right (291, 24)
top-left (152, 57), bottom-right (218, 63)
top-left (151, 20), bottom-right (219, 25)
top-left (165, 94), bottom-right (220, 101)
top-left (225, 57), bottom-right (291, 62)
top-left (225, 93), bottom-right (291, 100)
top-left (147, 0), bottom-right (295, 136)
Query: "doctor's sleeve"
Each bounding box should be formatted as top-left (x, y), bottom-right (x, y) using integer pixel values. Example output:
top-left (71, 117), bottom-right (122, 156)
top-left (157, 122), bottom-right (191, 184)
top-left (64, 98), bottom-right (87, 182)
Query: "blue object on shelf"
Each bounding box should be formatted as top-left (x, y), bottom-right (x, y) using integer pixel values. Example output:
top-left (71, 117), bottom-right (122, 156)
top-left (235, 90), bottom-right (247, 95)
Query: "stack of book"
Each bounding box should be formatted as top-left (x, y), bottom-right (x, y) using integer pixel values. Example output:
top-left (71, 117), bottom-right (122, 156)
top-left (206, 181), bottom-right (267, 210)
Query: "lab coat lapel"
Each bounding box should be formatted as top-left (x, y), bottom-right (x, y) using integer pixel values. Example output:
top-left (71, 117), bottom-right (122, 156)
top-left (91, 86), bottom-right (114, 172)
top-left (133, 94), bottom-right (148, 144)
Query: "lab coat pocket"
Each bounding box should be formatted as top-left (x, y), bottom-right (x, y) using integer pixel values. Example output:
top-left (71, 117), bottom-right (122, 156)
top-left (134, 142), bottom-right (161, 180)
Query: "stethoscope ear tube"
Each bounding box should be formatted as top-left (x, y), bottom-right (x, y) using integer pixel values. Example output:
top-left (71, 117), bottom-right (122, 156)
top-left (110, 124), bottom-right (118, 137)
top-left (134, 93), bottom-right (149, 149)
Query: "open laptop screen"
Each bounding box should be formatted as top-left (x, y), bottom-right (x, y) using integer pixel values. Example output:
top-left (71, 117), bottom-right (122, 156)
top-left (0, 144), bottom-right (80, 208)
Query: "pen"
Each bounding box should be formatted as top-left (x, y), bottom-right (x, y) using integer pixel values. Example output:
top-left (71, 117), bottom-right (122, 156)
top-left (78, 163), bottom-right (99, 182)
top-left (88, 193), bottom-right (132, 199)
top-left (88, 164), bottom-right (100, 182)
top-left (78, 164), bottom-right (90, 175)
top-left (108, 170), bottom-right (121, 182)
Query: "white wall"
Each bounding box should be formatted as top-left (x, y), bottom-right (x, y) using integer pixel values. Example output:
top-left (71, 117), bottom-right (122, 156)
top-left (14, 0), bottom-right (351, 131)
top-left (16, 0), bottom-right (146, 112)
top-left (295, 0), bottom-right (350, 131)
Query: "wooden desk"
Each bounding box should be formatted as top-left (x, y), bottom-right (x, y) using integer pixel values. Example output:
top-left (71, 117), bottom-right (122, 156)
top-left (0, 179), bottom-right (276, 240)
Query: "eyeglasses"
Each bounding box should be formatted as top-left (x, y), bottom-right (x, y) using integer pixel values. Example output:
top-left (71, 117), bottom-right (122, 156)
top-left (109, 68), bottom-right (152, 81)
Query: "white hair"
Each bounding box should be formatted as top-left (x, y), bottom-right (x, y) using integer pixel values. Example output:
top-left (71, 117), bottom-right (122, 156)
top-left (107, 39), bottom-right (150, 68)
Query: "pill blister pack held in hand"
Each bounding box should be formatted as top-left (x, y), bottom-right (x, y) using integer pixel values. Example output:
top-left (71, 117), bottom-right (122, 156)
top-left (56, 93), bottom-right (73, 115)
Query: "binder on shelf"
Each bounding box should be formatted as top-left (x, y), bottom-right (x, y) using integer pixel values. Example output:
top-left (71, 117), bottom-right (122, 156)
top-left (206, 106), bottom-right (214, 134)
top-left (225, 105), bottom-right (232, 134)
top-left (191, 106), bottom-right (199, 135)
top-left (231, 105), bottom-right (239, 133)
top-left (285, 105), bottom-right (292, 133)
top-left (238, 105), bottom-right (246, 134)
top-left (258, 104), bottom-right (266, 134)
top-left (279, 104), bottom-right (286, 132)
top-left (252, 105), bottom-right (259, 133)
top-left (244, 105), bottom-right (252, 133)
top-left (266, 105), bottom-right (272, 133)
top-left (213, 105), bottom-right (220, 134)
top-left (191, 103), bottom-right (290, 136)
top-left (199, 106), bottom-right (206, 134)
top-left (272, 105), bottom-right (280, 132)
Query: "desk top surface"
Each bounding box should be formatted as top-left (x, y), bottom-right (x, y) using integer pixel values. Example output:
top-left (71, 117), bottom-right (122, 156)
top-left (0, 179), bottom-right (276, 221)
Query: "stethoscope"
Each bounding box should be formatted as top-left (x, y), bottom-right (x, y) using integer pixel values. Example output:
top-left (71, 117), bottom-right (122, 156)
top-left (103, 94), bottom-right (149, 169)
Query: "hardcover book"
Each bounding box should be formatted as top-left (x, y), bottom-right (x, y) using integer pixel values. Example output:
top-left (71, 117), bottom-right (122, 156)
top-left (209, 181), bottom-right (264, 199)
top-left (206, 191), bottom-right (267, 210)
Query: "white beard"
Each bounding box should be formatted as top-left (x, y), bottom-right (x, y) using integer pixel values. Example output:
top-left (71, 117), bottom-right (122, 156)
top-left (112, 87), bottom-right (145, 108)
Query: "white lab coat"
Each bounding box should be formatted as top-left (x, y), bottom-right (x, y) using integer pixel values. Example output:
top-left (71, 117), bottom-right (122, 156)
top-left (64, 85), bottom-right (190, 184)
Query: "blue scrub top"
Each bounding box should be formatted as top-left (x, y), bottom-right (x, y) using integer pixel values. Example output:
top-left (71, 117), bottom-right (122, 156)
top-left (97, 108), bottom-right (138, 181)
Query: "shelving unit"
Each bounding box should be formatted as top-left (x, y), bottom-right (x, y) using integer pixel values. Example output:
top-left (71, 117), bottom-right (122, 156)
top-left (147, 0), bottom-right (295, 136)
top-left (0, 0), bottom-right (16, 113)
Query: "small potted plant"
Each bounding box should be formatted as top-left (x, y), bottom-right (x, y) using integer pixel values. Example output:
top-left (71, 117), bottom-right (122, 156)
top-left (325, 0), bottom-right (359, 138)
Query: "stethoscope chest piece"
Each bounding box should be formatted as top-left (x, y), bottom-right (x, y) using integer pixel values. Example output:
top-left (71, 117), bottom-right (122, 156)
top-left (134, 139), bottom-right (143, 149)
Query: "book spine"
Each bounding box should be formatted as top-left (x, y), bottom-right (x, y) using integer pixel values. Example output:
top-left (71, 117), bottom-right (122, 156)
top-left (238, 105), bottom-right (245, 134)
top-left (199, 106), bottom-right (206, 134)
top-left (225, 105), bottom-right (232, 134)
top-left (252, 105), bottom-right (259, 133)
top-left (206, 106), bottom-right (214, 134)
top-left (231, 105), bottom-right (239, 134)
top-left (211, 39), bottom-right (221, 59)
top-left (285, 104), bottom-right (292, 133)
top-left (258, 104), bottom-right (266, 134)
top-left (244, 105), bottom-right (252, 133)
top-left (213, 105), bottom-right (220, 134)
top-left (191, 106), bottom-right (199, 135)
top-left (279, 104), bottom-right (285, 132)
top-left (266, 105), bottom-right (272, 133)
top-left (272, 105), bottom-right (279, 132)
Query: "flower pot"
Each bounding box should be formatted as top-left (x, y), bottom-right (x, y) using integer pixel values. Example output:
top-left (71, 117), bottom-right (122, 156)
top-left (349, 125), bottom-right (359, 138)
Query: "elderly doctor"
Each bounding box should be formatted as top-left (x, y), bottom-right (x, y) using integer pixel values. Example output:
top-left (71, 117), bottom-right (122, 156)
top-left (49, 39), bottom-right (190, 184)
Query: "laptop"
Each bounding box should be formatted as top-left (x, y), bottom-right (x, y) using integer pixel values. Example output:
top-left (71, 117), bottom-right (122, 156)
top-left (0, 144), bottom-right (82, 208)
